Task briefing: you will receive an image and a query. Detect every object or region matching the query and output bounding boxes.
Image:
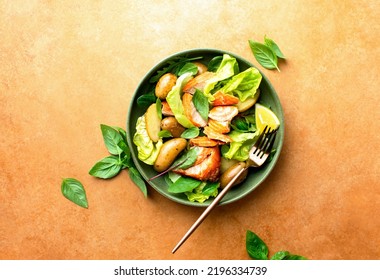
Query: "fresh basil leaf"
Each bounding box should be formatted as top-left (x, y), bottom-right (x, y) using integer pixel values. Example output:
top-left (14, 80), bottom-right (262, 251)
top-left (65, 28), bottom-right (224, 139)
top-left (181, 127), bottom-right (200, 139)
top-left (128, 167), bottom-right (147, 197)
top-left (100, 124), bottom-right (123, 155)
top-left (178, 62), bottom-right (198, 76)
top-left (246, 230), bottom-right (269, 260)
top-left (249, 40), bottom-right (280, 71)
top-left (168, 176), bottom-right (202, 193)
top-left (137, 92), bottom-right (156, 107)
top-left (156, 98), bottom-right (162, 120)
top-left (172, 147), bottom-right (199, 169)
top-left (208, 56), bottom-right (223, 72)
top-left (112, 126), bottom-right (127, 143)
top-left (264, 35), bottom-right (285, 59)
top-left (193, 89), bottom-right (209, 121)
top-left (158, 130), bottom-right (173, 138)
top-left (202, 182), bottom-right (220, 196)
top-left (61, 178), bottom-right (88, 208)
top-left (271, 251), bottom-right (307, 260)
top-left (89, 156), bottom-right (122, 179)
top-left (117, 140), bottom-right (130, 158)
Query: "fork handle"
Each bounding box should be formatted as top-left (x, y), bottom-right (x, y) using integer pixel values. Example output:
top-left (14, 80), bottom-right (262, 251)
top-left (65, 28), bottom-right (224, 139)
top-left (172, 166), bottom-right (248, 254)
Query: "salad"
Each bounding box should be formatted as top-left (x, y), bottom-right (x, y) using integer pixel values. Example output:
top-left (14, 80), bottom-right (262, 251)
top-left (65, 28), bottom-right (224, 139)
top-left (133, 54), bottom-right (279, 203)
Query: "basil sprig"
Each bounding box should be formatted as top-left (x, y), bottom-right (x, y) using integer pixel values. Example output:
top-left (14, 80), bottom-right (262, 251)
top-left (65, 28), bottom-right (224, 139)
top-left (246, 230), bottom-right (307, 260)
top-left (89, 124), bottom-right (147, 197)
top-left (249, 36), bottom-right (285, 71)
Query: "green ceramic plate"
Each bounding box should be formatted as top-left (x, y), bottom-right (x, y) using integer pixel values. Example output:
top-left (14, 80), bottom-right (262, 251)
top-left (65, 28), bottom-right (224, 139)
top-left (126, 49), bottom-right (284, 207)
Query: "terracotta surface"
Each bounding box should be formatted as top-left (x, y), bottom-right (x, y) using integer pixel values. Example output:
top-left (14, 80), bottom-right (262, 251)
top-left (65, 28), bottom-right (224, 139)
top-left (1, 0), bottom-right (379, 260)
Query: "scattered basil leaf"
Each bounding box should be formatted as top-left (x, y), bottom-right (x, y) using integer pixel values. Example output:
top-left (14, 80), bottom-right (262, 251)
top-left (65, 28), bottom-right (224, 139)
top-left (264, 35), bottom-right (285, 59)
top-left (89, 156), bottom-right (122, 179)
top-left (181, 127), bottom-right (200, 139)
top-left (271, 251), bottom-right (307, 260)
top-left (248, 40), bottom-right (280, 71)
top-left (208, 55), bottom-right (223, 72)
top-left (178, 62), bottom-right (198, 76)
top-left (193, 89), bottom-right (209, 121)
top-left (246, 230), bottom-right (269, 260)
top-left (61, 178), bottom-right (88, 208)
top-left (202, 182), bottom-right (220, 196)
top-left (168, 176), bottom-right (202, 193)
top-left (100, 124), bottom-right (123, 155)
top-left (137, 91), bottom-right (156, 107)
top-left (128, 167), bottom-right (147, 197)
top-left (158, 130), bottom-right (173, 138)
top-left (149, 56), bottom-right (203, 83)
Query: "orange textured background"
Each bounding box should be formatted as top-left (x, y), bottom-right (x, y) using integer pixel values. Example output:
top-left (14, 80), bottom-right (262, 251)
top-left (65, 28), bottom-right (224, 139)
top-left (1, 0), bottom-right (379, 260)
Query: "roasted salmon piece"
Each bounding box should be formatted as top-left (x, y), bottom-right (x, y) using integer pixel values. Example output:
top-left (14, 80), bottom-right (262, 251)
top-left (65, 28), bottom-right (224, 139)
top-left (212, 91), bottom-right (239, 106)
top-left (183, 71), bottom-right (215, 94)
top-left (203, 126), bottom-right (232, 143)
top-left (208, 105), bottom-right (238, 122)
top-left (161, 101), bottom-right (174, 116)
top-left (182, 92), bottom-right (208, 127)
top-left (174, 146), bottom-right (220, 182)
top-left (208, 119), bottom-right (230, 134)
top-left (189, 136), bottom-right (221, 147)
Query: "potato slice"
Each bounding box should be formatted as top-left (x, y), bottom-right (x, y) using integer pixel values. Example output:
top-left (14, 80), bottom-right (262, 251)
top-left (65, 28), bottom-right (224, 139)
top-left (145, 103), bottom-right (161, 142)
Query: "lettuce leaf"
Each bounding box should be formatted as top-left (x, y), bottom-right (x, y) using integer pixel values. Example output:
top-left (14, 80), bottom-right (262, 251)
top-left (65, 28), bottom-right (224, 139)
top-left (133, 116), bottom-right (163, 165)
top-left (185, 182), bottom-right (219, 203)
top-left (203, 54), bottom-right (238, 101)
top-left (166, 72), bottom-right (194, 128)
top-left (222, 130), bottom-right (259, 161)
top-left (221, 67), bottom-right (262, 101)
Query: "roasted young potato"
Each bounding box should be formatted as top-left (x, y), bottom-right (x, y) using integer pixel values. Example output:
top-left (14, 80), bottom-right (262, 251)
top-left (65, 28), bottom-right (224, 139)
top-left (153, 138), bottom-right (187, 172)
top-left (160, 117), bottom-right (186, 138)
top-left (155, 73), bottom-right (177, 99)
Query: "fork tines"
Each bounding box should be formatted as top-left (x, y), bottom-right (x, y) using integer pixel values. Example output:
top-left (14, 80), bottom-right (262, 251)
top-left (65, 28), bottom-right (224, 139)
top-left (253, 125), bottom-right (278, 158)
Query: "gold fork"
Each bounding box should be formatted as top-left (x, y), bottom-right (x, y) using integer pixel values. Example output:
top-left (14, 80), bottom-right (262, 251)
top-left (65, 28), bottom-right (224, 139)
top-left (172, 125), bottom-right (278, 253)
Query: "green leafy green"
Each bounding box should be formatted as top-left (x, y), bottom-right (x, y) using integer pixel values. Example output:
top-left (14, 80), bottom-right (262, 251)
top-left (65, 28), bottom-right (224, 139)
top-left (168, 176), bottom-right (202, 193)
top-left (149, 56), bottom-right (202, 83)
top-left (264, 35), bottom-right (285, 59)
top-left (178, 62), bottom-right (198, 76)
top-left (185, 182), bottom-right (219, 203)
top-left (193, 89), bottom-right (209, 121)
top-left (181, 127), bottom-right (200, 139)
top-left (128, 167), bottom-right (148, 197)
top-left (156, 98), bottom-right (162, 120)
top-left (207, 56), bottom-right (223, 72)
top-left (246, 230), bottom-right (307, 260)
top-left (220, 67), bottom-right (262, 102)
top-left (203, 54), bottom-right (238, 101)
top-left (172, 147), bottom-right (200, 169)
top-left (249, 40), bottom-right (280, 71)
top-left (166, 72), bottom-right (195, 128)
top-left (222, 131), bottom-right (259, 161)
top-left (246, 230), bottom-right (269, 260)
top-left (271, 251), bottom-right (307, 260)
top-left (158, 130), bottom-right (172, 138)
top-left (133, 116), bottom-right (163, 164)
top-left (137, 91), bottom-right (156, 107)
top-left (61, 178), bottom-right (88, 208)
top-left (95, 124), bottom-right (147, 197)
top-left (89, 156), bottom-right (122, 179)
top-left (100, 124), bottom-right (124, 155)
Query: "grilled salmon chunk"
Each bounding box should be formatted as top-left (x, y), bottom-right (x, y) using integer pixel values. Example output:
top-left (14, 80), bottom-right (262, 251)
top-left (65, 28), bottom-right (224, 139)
top-left (174, 146), bottom-right (220, 182)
